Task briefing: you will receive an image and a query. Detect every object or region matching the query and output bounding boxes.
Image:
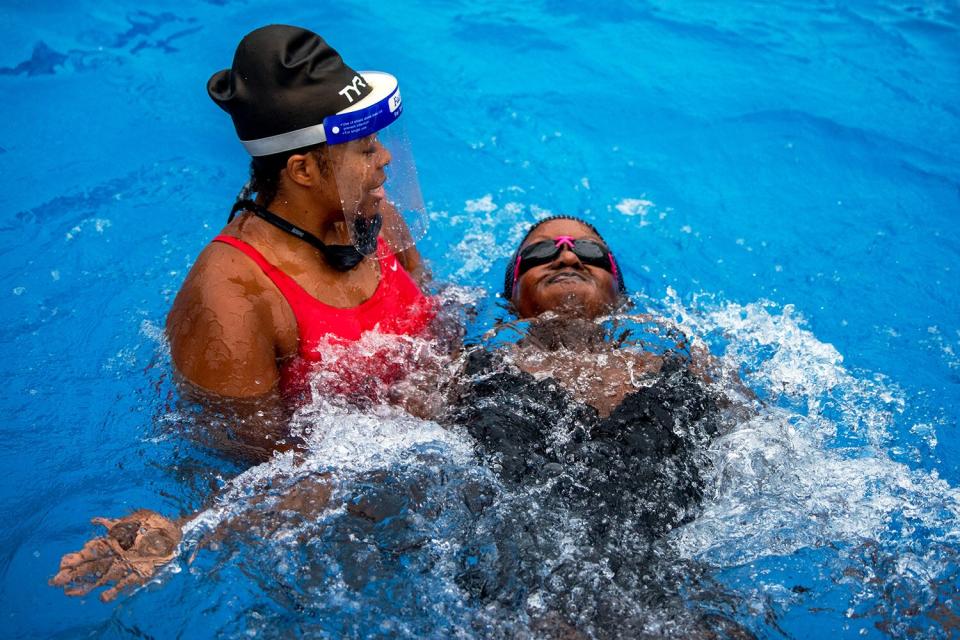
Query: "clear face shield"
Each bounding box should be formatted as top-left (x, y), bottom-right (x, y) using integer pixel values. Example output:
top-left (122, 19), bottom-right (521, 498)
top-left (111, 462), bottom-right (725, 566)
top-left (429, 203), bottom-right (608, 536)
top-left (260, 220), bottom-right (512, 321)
top-left (323, 72), bottom-right (427, 255)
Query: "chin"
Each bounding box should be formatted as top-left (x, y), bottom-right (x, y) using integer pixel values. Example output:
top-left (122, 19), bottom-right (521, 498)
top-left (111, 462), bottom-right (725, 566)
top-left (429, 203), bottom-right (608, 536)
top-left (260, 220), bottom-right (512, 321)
top-left (516, 280), bottom-right (616, 319)
top-left (542, 294), bottom-right (599, 318)
top-left (553, 291), bottom-right (623, 317)
top-left (357, 200), bottom-right (381, 216)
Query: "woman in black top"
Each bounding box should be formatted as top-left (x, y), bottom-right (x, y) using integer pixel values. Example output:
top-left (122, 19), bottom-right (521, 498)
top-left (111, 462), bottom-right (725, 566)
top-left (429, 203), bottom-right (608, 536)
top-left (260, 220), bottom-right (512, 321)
top-left (434, 217), bottom-right (751, 637)
top-left (52, 216), bottom-right (752, 637)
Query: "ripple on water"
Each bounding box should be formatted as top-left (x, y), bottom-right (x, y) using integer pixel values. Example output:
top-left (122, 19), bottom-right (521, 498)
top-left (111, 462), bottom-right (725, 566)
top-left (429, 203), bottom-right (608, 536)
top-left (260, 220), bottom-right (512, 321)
top-left (157, 294), bottom-right (958, 638)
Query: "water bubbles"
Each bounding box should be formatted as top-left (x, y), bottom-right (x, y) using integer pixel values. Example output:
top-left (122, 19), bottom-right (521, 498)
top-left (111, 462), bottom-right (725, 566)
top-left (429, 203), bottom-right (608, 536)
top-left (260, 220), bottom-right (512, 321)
top-left (614, 197), bottom-right (655, 226)
top-left (464, 194), bottom-right (497, 214)
top-left (656, 293), bottom-right (960, 635)
top-left (160, 292), bottom-right (959, 637)
top-left (64, 216), bottom-right (112, 241)
top-left (443, 194), bottom-right (543, 280)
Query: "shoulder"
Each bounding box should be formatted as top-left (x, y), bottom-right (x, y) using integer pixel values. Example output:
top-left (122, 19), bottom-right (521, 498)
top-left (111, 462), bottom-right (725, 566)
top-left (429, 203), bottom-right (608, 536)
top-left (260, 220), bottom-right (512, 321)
top-left (170, 240), bottom-right (274, 323)
top-left (166, 238), bottom-right (290, 396)
top-left (189, 238), bottom-right (267, 287)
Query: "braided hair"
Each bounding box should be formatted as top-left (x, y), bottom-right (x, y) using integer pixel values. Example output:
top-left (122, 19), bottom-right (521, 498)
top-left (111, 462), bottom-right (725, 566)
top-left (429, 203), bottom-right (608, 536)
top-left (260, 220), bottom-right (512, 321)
top-left (229, 145), bottom-right (329, 221)
top-left (502, 215), bottom-right (628, 301)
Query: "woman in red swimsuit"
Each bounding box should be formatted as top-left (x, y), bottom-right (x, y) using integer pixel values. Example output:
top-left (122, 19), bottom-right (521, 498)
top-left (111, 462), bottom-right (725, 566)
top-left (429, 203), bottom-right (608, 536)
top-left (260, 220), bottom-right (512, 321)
top-left (166, 25), bottom-right (436, 438)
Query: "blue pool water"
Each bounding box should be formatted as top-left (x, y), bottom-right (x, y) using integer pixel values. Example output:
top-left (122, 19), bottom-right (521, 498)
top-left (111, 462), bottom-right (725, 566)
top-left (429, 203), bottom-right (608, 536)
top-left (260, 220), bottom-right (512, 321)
top-left (1, 1), bottom-right (958, 637)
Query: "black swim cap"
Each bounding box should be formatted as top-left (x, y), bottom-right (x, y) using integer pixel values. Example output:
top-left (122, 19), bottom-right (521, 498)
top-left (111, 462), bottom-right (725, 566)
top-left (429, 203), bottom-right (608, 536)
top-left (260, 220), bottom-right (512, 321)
top-left (207, 25), bottom-right (374, 155)
top-left (503, 216), bottom-right (628, 301)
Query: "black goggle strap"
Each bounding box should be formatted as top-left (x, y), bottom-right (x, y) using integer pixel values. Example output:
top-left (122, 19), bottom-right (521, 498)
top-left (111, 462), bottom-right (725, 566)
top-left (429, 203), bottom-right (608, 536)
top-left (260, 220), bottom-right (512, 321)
top-left (228, 199), bottom-right (366, 271)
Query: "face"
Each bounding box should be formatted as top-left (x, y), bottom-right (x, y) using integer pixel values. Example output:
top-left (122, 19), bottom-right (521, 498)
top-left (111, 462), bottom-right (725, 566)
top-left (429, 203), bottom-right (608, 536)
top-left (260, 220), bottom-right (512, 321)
top-left (324, 134), bottom-right (392, 219)
top-left (511, 219), bottom-right (620, 319)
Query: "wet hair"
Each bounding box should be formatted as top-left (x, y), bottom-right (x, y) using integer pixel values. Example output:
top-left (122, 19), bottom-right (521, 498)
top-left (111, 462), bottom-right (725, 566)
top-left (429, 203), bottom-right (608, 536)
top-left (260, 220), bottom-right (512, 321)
top-left (243, 144), bottom-right (329, 208)
top-left (502, 215), bottom-right (628, 301)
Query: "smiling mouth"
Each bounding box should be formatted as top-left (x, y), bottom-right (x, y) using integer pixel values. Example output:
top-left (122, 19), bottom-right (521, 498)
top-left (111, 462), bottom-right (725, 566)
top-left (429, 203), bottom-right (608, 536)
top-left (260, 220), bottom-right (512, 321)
top-left (368, 183), bottom-right (386, 200)
top-left (546, 270), bottom-right (589, 284)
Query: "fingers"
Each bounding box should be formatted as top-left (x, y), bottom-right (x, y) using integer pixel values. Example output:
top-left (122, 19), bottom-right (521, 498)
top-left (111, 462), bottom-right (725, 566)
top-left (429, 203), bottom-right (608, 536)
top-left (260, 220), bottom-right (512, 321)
top-left (52, 540), bottom-right (115, 581)
top-left (54, 511), bottom-right (181, 602)
top-left (51, 537), bottom-right (118, 593)
top-left (55, 552), bottom-right (146, 601)
top-left (99, 572), bottom-right (145, 603)
top-left (63, 582), bottom-right (97, 597)
top-left (62, 560), bottom-right (121, 597)
top-left (53, 555), bottom-right (117, 591)
top-left (49, 568), bottom-right (75, 587)
top-left (51, 555), bottom-right (86, 586)
top-left (60, 556), bottom-right (124, 597)
top-left (55, 551), bottom-right (86, 572)
top-left (91, 517), bottom-right (119, 529)
top-left (51, 562), bottom-right (90, 588)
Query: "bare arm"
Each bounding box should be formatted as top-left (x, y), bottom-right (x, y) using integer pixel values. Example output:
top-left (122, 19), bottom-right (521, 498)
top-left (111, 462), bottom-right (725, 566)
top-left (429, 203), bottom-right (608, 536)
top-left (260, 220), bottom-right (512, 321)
top-left (51, 474), bottom-right (333, 602)
top-left (166, 251), bottom-right (298, 460)
top-left (167, 274), bottom-right (279, 398)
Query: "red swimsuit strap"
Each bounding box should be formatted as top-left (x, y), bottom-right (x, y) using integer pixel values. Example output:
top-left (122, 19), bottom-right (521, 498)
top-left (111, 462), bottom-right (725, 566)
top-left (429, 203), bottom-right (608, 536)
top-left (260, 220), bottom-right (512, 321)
top-left (213, 234), bottom-right (326, 313)
top-left (211, 234), bottom-right (436, 399)
top-left (210, 233), bottom-right (420, 320)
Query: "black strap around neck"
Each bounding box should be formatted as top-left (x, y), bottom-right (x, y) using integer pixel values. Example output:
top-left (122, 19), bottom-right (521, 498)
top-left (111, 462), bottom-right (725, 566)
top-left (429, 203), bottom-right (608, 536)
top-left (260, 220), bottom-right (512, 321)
top-left (228, 199), bottom-right (370, 272)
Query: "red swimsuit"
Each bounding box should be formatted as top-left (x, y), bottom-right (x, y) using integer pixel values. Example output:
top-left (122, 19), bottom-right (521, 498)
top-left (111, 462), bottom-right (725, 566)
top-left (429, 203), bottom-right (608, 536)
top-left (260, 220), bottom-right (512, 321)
top-left (213, 234), bottom-right (436, 399)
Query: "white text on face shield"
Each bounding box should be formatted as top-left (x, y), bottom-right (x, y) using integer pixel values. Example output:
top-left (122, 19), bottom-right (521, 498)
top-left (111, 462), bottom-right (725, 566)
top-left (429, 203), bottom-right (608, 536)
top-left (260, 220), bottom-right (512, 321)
top-left (338, 75), bottom-right (369, 103)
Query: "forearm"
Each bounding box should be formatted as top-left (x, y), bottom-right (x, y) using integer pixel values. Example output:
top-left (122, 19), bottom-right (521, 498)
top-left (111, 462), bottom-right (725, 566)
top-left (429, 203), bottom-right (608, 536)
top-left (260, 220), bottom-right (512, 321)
top-left (184, 472), bottom-right (333, 557)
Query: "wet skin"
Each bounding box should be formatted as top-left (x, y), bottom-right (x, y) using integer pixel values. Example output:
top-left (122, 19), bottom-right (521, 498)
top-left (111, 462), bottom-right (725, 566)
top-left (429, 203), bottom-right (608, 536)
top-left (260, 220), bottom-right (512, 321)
top-left (167, 135), bottom-right (422, 401)
top-left (507, 219), bottom-right (666, 415)
top-left (510, 219), bottom-right (621, 320)
top-left (51, 138), bottom-right (423, 603)
top-left (52, 215), bottom-right (738, 604)
top-left (49, 510), bottom-right (182, 602)
top-left (48, 478), bottom-right (334, 602)
top-left (505, 221), bottom-right (749, 417)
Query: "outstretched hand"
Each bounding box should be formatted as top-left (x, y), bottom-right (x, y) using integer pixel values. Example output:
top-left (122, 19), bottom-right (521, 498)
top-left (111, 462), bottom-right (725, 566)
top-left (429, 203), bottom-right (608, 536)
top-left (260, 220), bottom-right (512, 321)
top-left (50, 510), bottom-right (182, 602)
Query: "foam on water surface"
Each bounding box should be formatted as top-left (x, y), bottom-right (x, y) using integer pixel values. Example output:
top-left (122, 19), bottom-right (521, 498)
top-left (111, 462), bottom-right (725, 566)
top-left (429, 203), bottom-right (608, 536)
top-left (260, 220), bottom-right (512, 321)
top-left (656, 294), bottom-right (960, 636)
top-left (155, 289), bottom-right (960, 638)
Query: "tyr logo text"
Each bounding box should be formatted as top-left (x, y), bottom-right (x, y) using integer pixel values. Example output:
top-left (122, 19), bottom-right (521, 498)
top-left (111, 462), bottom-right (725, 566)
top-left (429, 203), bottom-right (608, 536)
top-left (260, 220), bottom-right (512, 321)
top-left (338, 75), bottom-right (368, 103)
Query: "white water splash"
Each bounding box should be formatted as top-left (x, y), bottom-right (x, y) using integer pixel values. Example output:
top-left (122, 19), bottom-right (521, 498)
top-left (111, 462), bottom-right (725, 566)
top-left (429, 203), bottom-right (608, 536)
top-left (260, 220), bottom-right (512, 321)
top-left (445, 194), bottom-right (552, 279)
top-left (180, 329), bottom-right (473, 540)
top-left (183, 401), bottom-right (473, 540)
top-left (464, 194), bottom-right (498, 214)
top-left (657, 294), bottom-right (960, 578)
top-left (163, 286), bottom-right (958, 636)
top-left (676, 407), bottom-right (960, 566)
top-left (64, 217), bottom-right (112, 240)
